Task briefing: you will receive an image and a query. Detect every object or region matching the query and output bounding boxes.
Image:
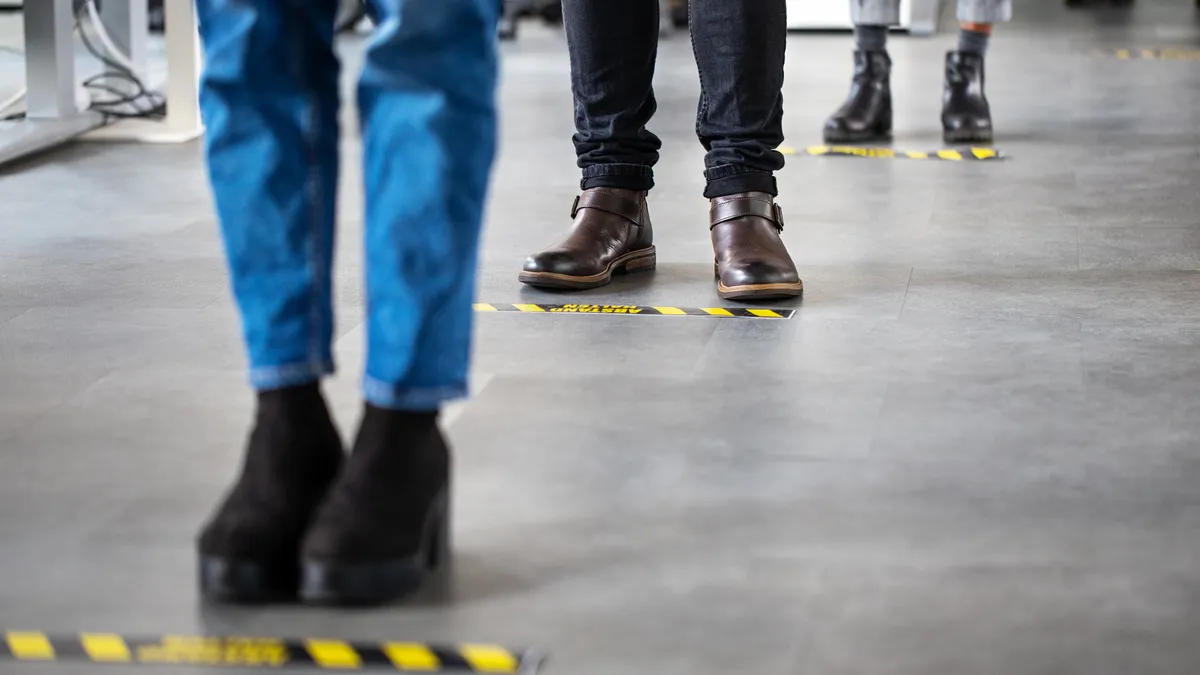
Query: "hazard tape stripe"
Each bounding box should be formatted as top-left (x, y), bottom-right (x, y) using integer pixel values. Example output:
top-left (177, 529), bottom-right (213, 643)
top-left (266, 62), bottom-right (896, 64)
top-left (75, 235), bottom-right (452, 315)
top-left (0, 633), bottom-right (542, 673)
top-left (1105, 48), bottom-right (1200, 60)
top-left (474, 303), bottom-right (794, 318)
top-left (782, 145), bottom-right (1004, 161)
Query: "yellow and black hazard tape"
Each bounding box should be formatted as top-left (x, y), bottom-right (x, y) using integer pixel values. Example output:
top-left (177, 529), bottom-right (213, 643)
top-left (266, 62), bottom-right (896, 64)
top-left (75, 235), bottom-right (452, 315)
top-left (1102, 48), bottom-right (1200, 60)
top-left (0, 632), bottom-right (543, 673)
top-left (782, 145), bottom-right (1003, 161)
top-left (475, 303), bottom-right (794, 319)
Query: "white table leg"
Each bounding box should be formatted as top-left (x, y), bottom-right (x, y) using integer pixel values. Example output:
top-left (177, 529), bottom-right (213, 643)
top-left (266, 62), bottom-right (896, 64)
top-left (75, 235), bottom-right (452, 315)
top-left (85, 0), bottom-right (204, 143)
top-left (0, 0), bottom-right (105, 167)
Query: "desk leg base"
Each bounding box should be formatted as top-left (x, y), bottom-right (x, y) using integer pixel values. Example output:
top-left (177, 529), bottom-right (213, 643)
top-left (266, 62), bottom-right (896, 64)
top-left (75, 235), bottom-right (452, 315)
top-left (0, 113), bottom-right (107, 166)
top-left (83, 119), bottom-right (205, 144)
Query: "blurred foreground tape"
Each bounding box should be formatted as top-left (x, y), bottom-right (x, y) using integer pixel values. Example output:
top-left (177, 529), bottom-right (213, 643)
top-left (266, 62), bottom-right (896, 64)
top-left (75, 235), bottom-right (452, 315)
top-left (1105, 48), bottom-right (1200, 60)
top-left (475, 303), bottom-right (795, 318)
top-left (783, 146), bottom-right (1004, 161)
top-left (1, 632), bottom-right (544, 673)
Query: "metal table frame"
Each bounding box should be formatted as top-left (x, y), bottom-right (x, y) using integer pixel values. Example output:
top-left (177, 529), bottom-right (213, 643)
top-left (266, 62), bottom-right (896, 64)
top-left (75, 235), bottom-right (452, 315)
top-left (0, 0), bottom-right (202, 168)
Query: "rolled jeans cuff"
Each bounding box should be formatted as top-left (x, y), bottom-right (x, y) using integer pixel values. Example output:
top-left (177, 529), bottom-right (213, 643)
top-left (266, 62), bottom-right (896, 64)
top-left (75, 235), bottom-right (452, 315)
top-left (704, 165), bottom-right (778, 198)
top-left (250, 360), bottom-right (335, 391)
top-left (580, 163), bottom-right (655, 192)
top-left (362, 377), bottom-right (469, 412)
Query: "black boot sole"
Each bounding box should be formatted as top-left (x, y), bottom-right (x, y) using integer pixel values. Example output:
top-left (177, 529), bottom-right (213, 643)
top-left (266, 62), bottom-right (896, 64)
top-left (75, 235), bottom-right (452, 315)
top-left (517, 246), bottom-right (656, 291)
top-left (943, 129), bottom-right (994, 144)
top-left (823, 127), bottom-right (892, 144)
top-left (300, 491), bottom-right (451, 606)
top-left (199, 555), bottom-right (301, 604)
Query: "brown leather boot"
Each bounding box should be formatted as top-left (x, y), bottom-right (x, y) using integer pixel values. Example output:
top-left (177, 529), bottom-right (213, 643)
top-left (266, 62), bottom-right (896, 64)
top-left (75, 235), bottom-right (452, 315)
top-left (519, 188), bottom-right (655, 290)
top-left (710, 192), bottom-right (803, 301)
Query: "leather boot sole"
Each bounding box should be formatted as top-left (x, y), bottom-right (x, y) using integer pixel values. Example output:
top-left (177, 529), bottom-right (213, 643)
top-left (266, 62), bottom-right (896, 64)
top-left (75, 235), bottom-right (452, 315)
top-left (299, 490), bottom-right (450, 606)
top-left (199, 555), bottom-right (301, 604)
top-left (717, 279), bottom-right (804, 301)
top-left (943, 128), bottom-right (993, 144)
top-left (517, 246), bottom-right (656, 290)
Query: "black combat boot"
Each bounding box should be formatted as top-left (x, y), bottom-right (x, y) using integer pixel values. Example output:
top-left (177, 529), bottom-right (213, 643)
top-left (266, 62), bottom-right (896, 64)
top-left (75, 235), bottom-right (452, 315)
top-left (824, 51), bottom-right (892, 143)
top-left (198, 384), bottom-right (344, 603)
top-left (942, 51), bottom-right (993, 144)
top-left (300, 406), bottom-right (450, 606)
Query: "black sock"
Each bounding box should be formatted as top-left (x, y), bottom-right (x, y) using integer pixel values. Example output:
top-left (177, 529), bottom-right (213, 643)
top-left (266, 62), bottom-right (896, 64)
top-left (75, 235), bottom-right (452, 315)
top-left (855, 24), bottom-right (888, 53)
top-left (957, 28), bottom-right (990, 56)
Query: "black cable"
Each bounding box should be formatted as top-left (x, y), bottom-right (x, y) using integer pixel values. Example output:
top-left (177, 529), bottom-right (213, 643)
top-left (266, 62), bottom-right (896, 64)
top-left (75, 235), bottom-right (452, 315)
top-left (83, 72), bottom-right (164, 111)
top-left (73, 1), bottom-right (166, 121)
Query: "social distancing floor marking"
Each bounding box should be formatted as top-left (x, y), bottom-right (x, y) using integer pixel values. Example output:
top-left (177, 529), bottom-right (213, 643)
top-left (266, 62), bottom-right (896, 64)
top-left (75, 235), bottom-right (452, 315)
top-left (1102, 48), bottom-right (1200, 60)
top-left (0, 632), bottom-right (543, 673)
top-left (781, 145), bottom-right (1004, 161)
top-left (474, 303), bottom-right (795, 319)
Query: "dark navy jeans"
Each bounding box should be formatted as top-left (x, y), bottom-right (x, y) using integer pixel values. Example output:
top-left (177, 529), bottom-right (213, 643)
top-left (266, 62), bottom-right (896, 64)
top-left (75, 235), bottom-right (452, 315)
top-left (195, 0), bottom-right (499, 410)
top-left (562, 0), bottom-right (788, 198)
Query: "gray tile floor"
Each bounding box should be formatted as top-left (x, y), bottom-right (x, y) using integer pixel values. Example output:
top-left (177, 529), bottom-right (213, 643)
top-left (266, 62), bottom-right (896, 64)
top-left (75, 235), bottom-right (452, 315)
top-left (2, 0), bottom-right (1200, 673)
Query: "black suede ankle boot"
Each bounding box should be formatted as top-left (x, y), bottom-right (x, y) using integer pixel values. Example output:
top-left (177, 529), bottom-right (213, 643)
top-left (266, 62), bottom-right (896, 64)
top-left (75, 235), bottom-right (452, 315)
top-left (824, 51), bottom-right (893, 143)
top-left (300, 405), bottom-right (450, 606)
top-left (198, 383), bottom-right (344, 603)
top-left (942, 51), bottom-right (993, 143)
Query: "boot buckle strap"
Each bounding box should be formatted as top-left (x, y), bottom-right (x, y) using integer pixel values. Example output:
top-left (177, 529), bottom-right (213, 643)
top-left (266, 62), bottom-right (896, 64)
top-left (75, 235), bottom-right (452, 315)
top-left (570, 191), bottom-right (643, 226)
top-left (710, 198), bottom-right (785, 232)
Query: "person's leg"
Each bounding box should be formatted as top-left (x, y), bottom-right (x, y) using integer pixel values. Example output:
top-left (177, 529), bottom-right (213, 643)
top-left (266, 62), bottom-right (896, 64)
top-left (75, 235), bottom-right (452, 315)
top-left (299, 0), bottom-right (500, 605)
top-left (520, 0), bottom-right (659, 291)
top-left (689, 0), bottom-right (801, 301)
top-left (943, 0), bottom-right (1011, 142)
top-left (689, 0), bottom-right (785, 198)
top-left (957, 21), bottom-right (993, 56)
top-left (824, 0), bottom-right (899, 143)
top-left (194, 0), bottom-right (345, 603)
top-left (565, 0), bottom-right (660, 193)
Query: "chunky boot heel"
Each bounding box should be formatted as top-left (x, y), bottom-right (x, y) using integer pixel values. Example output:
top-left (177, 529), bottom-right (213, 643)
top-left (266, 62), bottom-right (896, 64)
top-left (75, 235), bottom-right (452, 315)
top-left (300, 406), bottom-right (451, 607)
top-left (197, 384), bottom-right (345, 604)
top-left (613, 246), bottom-right (657, 276)
top-left (302, 490), bottom-right (449, 606)
top-left (427, 496), bottom-right (452, 571)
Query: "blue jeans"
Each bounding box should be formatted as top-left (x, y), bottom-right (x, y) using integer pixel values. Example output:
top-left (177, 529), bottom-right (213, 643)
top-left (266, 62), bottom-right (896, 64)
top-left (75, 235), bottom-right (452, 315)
top-left (196, 0), bottom-right (499, 410)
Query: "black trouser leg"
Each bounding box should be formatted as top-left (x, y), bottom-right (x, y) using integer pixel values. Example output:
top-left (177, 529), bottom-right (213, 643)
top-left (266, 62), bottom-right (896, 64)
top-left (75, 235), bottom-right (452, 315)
top-left (562, 0), bottom-right (661, 192)
top-left (688, 0), bottom-right (787, 197)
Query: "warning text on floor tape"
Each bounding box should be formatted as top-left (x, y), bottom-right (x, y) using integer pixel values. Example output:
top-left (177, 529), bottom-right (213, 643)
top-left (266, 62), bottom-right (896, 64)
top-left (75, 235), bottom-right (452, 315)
top-left (475, 303), bottom-right (795, 319)
top-left (1101, 48), bottom-right (1200, 60)
top-left (782, 146), bottom-right (1004, 161)
top-left (0, 632), bottom-right (542, 673)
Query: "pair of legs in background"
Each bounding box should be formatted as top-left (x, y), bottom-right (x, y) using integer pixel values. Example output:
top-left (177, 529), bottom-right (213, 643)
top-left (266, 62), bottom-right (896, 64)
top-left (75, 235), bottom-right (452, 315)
top-left (193, 0), bottom-right (498, 606)
top-left (826, 0), bottom-right (1012, 143)
top-left (518, 0), bottom-right (804, 301)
